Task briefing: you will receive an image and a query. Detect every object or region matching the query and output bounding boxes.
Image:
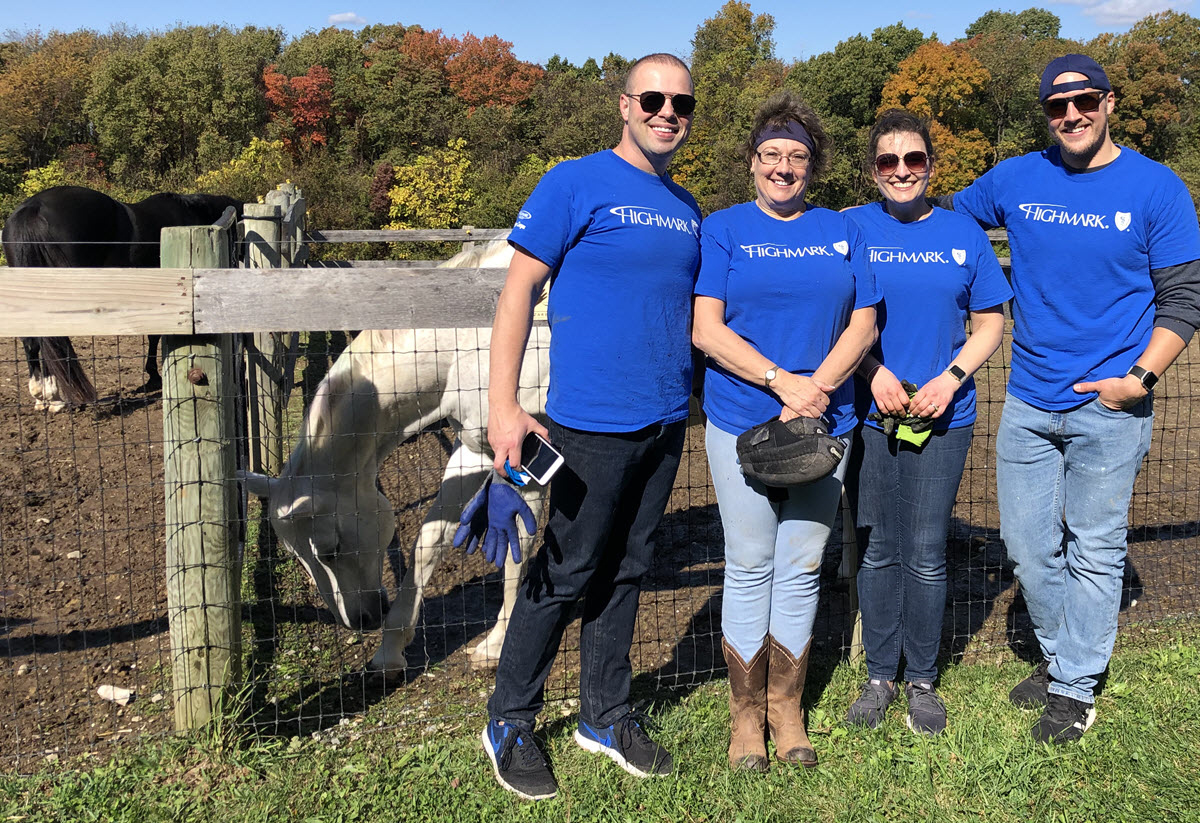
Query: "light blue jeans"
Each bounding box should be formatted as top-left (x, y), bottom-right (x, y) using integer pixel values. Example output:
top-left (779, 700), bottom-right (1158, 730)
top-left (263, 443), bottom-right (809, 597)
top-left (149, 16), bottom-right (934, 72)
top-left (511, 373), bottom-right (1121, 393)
top-left (706, 420), bottom-right (851, 661)
top-left (996, 392), bottom-right (1153, 704)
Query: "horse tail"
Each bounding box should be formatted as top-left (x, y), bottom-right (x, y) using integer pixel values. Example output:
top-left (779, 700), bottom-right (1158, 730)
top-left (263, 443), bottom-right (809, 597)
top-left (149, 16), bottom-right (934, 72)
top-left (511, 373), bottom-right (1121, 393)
top-left (37, 337), bottom-right (98, 406)
top-left (3, 201), bottom-right (99, 405)
top-left (2, 199), bottom-right (74, 268)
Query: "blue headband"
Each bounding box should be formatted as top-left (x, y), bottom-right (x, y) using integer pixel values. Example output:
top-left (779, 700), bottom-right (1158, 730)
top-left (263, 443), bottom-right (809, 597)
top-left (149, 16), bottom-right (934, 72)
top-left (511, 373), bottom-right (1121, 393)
top-left (1039, 54), bottom-right (1110, 101)
top-left (755, 120), bottom-right (815, 153)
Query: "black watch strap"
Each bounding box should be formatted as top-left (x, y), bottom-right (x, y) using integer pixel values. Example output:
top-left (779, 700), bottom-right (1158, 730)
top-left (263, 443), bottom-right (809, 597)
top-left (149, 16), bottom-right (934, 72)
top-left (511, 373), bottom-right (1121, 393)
top-left (1127, 365), bottom-right (1158, 390)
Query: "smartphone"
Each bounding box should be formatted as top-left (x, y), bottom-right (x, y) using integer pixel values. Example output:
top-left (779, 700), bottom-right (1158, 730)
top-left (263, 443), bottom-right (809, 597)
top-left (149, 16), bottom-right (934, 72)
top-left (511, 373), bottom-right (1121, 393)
top-left (519, 432), bottom-right (565, 485)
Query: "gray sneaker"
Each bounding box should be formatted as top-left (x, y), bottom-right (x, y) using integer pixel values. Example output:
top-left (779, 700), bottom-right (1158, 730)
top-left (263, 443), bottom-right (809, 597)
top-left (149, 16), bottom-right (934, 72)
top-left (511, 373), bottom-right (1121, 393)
top-left (846, 679), bottom-right (899, 729)
top-left (904, 681), bottom-right (947, 735)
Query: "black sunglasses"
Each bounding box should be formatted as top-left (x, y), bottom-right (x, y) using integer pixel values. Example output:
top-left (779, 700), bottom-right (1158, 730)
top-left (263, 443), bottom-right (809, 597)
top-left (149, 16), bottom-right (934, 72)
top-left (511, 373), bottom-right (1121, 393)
top-left (627, 91), bottom-right (697, 117)
top-left (874, 150), bottom-right (929, 175)
top-left (1042, 92), bottom-right (1105, 119)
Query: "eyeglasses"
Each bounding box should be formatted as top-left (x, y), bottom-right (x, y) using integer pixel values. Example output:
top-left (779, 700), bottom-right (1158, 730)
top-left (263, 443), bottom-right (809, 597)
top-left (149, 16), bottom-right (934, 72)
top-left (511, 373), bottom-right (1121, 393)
top-left (874, 150), bottom-right (929, 175)
top-left (627, 91), bottom-right (697, 117)
top-left (1042, 91), bottom-right (1105, 119)
top-left (756, 149), bottom-right (811, 167)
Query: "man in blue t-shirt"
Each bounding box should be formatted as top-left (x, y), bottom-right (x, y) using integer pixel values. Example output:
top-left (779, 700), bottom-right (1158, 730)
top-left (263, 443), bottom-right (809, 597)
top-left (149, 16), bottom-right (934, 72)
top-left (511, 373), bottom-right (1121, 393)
top-left (946, 54), bottom-right (1200, 744)
top-left (479, 53), bottom-right (702, 800)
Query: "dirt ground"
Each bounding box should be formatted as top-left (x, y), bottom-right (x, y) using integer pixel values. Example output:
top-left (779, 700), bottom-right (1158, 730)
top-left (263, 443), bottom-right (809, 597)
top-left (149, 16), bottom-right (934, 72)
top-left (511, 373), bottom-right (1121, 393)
top-left (0, 331), bottom-right (1197, 768)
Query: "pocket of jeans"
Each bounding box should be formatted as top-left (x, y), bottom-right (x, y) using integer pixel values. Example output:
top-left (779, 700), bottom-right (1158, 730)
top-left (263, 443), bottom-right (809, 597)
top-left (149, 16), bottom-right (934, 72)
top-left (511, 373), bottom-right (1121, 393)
top-left (1091, 397), bottom-right (1140, 416)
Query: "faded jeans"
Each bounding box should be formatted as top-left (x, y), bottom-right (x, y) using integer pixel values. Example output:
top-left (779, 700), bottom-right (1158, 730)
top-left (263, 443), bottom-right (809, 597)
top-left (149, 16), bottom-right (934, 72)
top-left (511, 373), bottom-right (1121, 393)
top-left (996, 392), bottom-right (1153, 704)
top-left (706, 420), bottom-right (850, 661)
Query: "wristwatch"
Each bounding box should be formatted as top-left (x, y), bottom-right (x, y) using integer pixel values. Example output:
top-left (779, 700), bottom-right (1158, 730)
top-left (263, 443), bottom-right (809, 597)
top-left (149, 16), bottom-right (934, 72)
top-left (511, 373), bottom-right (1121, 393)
top-left (945, 364), bottom-right (967, 384)
top-left (764, 367), bottom-right (779, 388)
top-left (1127, 365), bottom-right (1158, 391)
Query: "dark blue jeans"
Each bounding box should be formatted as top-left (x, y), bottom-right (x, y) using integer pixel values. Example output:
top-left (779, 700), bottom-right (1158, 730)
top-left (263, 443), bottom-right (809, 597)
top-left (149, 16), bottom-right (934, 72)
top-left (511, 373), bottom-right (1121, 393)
top-left (849, 424), bottom-right (972, 683)
top-left (488, 418), bottom-right (686, 731)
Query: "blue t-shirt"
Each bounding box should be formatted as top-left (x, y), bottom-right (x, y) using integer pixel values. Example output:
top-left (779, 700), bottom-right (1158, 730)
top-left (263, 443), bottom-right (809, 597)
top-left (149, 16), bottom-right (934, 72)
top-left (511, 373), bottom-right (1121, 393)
top-left (953, 146), bottom-right (1200, 410)
top-left (846, 203), bottom-right (1013, 430)
top-left (694, 202), bottom-right (881, 437)
top-left (509, 150), bottom-right (702, 432)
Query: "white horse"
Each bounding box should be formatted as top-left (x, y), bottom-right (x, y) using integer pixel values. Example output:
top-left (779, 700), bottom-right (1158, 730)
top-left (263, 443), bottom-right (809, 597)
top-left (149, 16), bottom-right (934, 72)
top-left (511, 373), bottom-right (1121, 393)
top-left (240, 238), bottom-right (545, 676)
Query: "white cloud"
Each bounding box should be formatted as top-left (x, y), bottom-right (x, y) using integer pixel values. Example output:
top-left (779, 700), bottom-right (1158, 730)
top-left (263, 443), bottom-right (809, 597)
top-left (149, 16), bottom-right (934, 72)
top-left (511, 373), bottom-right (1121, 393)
top-left (327, 11), bottom-right (367, 26)
top-left (1051, 0), bottom-right (1192, 27)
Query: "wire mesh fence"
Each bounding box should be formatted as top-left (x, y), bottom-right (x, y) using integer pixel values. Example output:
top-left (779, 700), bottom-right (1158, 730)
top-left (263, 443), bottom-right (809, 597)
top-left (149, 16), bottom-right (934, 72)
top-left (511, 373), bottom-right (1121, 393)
top-left (1, 319), bottom-right (1198, 767)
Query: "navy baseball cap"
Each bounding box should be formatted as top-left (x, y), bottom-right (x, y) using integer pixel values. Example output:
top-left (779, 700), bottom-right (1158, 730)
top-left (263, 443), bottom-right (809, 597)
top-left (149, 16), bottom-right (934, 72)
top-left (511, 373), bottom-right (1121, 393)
top-left (1039, 54), bottom-right (1111, 101)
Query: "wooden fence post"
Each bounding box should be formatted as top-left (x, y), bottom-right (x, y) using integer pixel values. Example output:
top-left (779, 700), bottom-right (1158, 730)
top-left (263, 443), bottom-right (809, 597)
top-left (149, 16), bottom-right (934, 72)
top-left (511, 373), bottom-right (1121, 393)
top-left (241, 201), bottom-right (287, 477)
top-left (160, 224), bottom-right (242, 731)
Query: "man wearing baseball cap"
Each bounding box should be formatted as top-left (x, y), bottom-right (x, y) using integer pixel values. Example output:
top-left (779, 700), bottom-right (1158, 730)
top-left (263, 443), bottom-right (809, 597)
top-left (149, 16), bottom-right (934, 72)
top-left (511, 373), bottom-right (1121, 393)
top-left (943, 54), bottom-right (1200, 743)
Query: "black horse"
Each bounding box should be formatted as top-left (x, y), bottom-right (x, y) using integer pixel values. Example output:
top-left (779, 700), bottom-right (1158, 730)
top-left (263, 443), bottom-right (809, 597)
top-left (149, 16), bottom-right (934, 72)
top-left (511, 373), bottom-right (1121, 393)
top-left (2, 186), bottom-right (241, 410)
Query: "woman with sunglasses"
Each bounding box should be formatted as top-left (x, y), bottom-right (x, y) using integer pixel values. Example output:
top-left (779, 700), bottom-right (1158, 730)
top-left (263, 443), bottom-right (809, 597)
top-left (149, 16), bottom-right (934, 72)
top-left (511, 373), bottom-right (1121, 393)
top-left (693, 91), bottom-right (880, 771)
top-left (842, 109), bottom-right (1011, 735)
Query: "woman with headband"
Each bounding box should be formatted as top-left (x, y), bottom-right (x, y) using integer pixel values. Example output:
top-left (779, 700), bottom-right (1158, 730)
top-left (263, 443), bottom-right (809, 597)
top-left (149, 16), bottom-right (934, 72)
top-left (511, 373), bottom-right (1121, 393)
top-left (842, 109), bottom-right (1010, 735)
top-left (693, 91), bottom-right (880, 771)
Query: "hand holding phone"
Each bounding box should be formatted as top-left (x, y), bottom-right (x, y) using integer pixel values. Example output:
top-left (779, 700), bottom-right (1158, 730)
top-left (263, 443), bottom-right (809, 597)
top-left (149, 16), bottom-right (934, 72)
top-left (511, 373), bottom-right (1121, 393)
top-left (504, 432), bottom-right (564, 486)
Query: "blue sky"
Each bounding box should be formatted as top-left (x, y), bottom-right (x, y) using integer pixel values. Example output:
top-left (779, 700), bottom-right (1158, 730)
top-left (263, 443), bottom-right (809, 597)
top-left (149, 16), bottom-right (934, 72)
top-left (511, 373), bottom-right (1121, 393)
top-left (4, 0), bottom-right (1193, 65)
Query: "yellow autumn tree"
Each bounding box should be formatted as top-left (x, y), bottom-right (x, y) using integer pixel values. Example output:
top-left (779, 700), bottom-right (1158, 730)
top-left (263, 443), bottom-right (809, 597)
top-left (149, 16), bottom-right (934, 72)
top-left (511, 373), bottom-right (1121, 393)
top-left (881, 42), bottom-right (992, 193)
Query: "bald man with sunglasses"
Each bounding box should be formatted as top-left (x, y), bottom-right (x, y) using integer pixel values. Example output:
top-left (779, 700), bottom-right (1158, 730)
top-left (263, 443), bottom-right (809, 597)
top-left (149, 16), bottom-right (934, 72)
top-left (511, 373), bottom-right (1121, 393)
top-left (480, 53), bottom-right (701, 800)
top-left (941, 54), bottom-right (1200, 744)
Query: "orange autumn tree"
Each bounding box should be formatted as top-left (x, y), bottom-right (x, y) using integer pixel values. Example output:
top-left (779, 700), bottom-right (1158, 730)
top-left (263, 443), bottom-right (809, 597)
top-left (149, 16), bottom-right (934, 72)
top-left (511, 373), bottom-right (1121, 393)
top-left (880, 41), bottom-right (991, 193)
top-left (447, 33), bottom-right (543, 110)
top-left (263, 63), bottom-right (335, 155)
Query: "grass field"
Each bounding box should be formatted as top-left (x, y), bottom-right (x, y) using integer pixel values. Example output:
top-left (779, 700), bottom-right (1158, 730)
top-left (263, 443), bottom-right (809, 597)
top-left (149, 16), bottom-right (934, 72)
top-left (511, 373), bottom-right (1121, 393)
top-left (3, 621), bottom-right (1197, 823)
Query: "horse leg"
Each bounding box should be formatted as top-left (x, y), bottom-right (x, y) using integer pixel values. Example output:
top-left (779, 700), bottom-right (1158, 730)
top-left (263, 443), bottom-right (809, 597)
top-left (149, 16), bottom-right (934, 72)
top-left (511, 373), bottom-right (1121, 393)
top-left (369, 444), bottom-right (490, 678)
top-left (467, 490), bottom-right (542, 671)
top-left (22, 338), bottom-right (48, 411)
top-left (142, 334), bottom-right (162, 392)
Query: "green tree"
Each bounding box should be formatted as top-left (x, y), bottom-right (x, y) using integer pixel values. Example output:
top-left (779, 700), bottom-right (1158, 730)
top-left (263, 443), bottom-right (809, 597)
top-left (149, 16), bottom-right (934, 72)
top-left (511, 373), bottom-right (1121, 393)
top-left (962, 23), bottom-right (1066, 163)
top-left (787, 23), bottom-right (930, 209)
top-left (964, 8), bottom-right (1060, 40)
top-left (86, 25), bottom-right (282, 187)
top-left (678, 0), bottom-right (787, 213)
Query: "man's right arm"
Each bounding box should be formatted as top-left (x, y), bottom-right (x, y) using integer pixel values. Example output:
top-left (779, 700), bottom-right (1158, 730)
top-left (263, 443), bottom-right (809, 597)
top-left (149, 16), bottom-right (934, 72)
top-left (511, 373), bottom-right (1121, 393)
top-left (488, 247), bottom-right (553, 472)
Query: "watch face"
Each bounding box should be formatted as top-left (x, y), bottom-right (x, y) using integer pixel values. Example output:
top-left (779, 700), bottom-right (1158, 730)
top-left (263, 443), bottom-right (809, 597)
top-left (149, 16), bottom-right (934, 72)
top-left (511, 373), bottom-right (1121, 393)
top-left (1129, 365), bottom-right (1157, 390)
top-left (765, 368), bottom-right (778, 385)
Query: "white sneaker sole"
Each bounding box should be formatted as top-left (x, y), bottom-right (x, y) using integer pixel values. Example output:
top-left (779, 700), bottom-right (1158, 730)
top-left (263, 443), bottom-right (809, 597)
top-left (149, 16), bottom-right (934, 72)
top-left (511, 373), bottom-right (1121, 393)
top-left (480, 727), bottom-right (557, 801)
top-left (573, 729), bottom-right (670, 778)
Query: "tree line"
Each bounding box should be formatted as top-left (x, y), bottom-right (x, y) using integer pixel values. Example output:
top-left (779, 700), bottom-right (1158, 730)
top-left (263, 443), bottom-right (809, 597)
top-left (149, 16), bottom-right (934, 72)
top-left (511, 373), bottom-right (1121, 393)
top-left (1, 2), bottom-right (1196, 259)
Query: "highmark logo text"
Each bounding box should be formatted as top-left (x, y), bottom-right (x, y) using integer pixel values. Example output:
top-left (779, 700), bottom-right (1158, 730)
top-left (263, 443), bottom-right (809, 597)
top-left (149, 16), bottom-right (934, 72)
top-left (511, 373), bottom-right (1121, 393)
top-left (869, 247), bottom-right (949, 264)
top-left (609, 206), bottom-right (699, 235)
top-left (740, 243), bottom-right (834, 259)
top-left (1018, 203), bottom-right (1110, 229)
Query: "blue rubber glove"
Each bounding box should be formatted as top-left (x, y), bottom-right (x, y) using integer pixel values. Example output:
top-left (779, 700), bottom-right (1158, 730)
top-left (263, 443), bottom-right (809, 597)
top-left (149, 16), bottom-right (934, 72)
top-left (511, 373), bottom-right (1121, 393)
top-left (452, 474), bottom-right (537, 567)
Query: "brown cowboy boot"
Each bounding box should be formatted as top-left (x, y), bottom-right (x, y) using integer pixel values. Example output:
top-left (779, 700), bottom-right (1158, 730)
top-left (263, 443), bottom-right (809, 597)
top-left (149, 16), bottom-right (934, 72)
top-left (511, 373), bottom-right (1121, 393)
top-left (766, 635), bottom-right (817, 767)
top-left (722, 638), bottom-right (768, 771)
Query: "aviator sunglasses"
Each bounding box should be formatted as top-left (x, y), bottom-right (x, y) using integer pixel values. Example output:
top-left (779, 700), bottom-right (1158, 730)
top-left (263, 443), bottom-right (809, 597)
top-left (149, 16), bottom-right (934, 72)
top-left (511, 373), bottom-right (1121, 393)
top-left (874, 150), bottom-right (929, 176)
top-left (1042, 91), bottom-right (1105, 119)
top-left (627, 90), bottom-right (697, 117)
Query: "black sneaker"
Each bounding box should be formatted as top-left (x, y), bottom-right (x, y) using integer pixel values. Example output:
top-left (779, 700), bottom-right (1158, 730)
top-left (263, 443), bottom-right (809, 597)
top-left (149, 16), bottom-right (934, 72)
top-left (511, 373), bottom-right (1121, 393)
top-left (904, 681), bottom-right (947, 735)
top-left (1009, 660), bottom-right (1052, 709)
top-left (574, 711), bottom-right (673, 777)
top-left (1033, 692), bottom-right (1097, 744)
top-left (846, 679), bottom-right (899, 729)
top-left (481, 719), bottom-right (558, 801)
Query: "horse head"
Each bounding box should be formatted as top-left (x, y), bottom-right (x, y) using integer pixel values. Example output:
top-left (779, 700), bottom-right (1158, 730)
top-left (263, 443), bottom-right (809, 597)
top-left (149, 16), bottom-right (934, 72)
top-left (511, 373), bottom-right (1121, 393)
top-left (240, 470), bottom-right (395, 631)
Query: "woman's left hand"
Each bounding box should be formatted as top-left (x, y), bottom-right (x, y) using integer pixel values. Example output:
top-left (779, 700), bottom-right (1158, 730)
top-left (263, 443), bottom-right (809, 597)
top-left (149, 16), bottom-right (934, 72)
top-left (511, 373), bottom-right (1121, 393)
top-left (909, 372), bottom-right (959, 419)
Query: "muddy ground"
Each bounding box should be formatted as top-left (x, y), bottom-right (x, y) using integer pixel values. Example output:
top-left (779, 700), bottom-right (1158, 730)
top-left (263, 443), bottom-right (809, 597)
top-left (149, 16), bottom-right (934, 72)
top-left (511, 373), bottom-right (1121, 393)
top-left (0, 332), bottom-right (1197, 767)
